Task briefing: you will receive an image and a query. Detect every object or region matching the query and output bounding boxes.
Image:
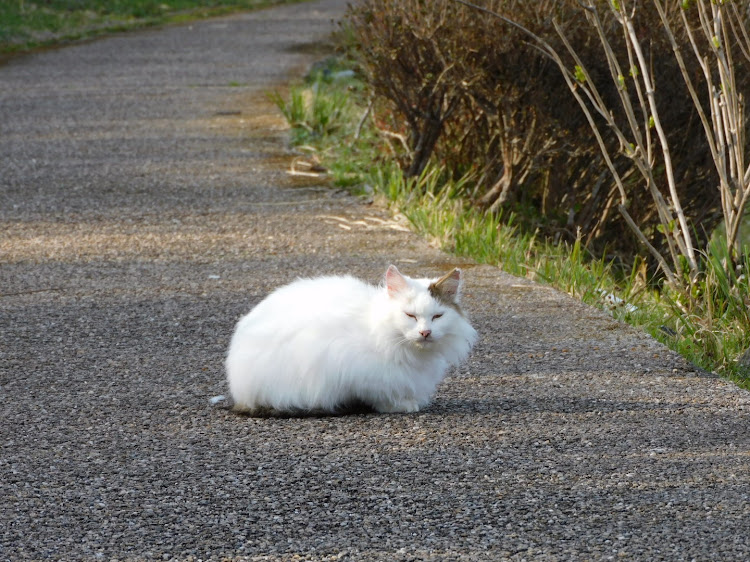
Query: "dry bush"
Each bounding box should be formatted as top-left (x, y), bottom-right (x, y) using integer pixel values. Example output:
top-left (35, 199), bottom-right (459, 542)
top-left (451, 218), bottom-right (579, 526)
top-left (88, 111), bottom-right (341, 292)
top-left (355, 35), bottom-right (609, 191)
top-left (343, 0), bottom-right (469, 177)
top-left (345, 0), bottom-right (750, 266)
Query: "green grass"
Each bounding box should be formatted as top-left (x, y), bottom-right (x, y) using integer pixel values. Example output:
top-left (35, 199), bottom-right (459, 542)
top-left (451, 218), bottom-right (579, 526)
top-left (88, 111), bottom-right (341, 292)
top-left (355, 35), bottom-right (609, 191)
top-left (272, 64), bottom-right (750, 389)
top-left (0, 0), bottom-right (305, 54)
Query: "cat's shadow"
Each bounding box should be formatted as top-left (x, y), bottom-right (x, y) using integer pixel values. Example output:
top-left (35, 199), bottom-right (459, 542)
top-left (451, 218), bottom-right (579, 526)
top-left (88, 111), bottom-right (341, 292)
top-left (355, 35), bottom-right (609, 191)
top-left (221, 398), bottom-right (378, 419)
top-left (217, 397), bottom-right (502, 419)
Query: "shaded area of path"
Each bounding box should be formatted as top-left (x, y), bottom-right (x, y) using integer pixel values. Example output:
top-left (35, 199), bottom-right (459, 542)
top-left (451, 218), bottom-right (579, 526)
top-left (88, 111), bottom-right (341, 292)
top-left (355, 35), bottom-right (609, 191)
top-left (2, 1), bottom-right (750, 559)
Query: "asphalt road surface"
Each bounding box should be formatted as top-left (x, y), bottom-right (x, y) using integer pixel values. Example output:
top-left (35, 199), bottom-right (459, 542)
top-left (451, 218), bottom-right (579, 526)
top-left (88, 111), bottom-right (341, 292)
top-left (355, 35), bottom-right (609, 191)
top-left (2, 0), bottom-right (750, 559)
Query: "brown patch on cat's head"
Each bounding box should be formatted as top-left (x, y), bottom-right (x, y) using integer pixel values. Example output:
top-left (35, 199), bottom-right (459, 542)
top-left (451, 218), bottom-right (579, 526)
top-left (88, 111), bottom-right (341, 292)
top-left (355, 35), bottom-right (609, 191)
top-left (429, 268), bottom-right (464, 314)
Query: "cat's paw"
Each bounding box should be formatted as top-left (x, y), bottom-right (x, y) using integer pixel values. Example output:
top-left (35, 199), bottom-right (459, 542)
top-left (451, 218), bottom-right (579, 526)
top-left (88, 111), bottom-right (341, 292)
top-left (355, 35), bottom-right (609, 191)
top-left (374, 398), bottom-right (420, 414)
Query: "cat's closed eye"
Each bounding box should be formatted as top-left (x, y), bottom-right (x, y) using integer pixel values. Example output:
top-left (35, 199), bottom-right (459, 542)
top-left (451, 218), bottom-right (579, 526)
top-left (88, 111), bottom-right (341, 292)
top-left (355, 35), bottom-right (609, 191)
top-left (405, 312), bottom-right (417, 320)
top-left (432, 313), bottom-right (444, 320)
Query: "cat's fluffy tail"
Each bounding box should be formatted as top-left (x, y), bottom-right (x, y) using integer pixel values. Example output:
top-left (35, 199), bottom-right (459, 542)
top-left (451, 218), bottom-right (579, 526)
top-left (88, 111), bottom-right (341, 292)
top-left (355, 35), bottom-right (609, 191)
top-left (209, 395), bottom-right (232, 409)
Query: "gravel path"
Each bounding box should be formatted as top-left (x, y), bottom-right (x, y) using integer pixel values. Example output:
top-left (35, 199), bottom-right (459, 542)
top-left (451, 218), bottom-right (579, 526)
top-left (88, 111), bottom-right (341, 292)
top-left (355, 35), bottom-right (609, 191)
top-left (2, 1), bottom-right (750, 559)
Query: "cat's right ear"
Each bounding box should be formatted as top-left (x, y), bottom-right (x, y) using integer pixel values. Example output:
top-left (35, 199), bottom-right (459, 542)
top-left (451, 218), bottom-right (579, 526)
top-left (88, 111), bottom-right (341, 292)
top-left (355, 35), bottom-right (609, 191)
top-left (385, 265), bottom-right (409, 298)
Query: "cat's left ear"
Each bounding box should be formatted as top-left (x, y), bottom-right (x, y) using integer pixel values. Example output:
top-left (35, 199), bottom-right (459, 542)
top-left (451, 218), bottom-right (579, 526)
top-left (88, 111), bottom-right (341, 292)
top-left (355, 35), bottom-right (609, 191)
top-left (385, 264), bottom-right (410, 298)
top-left (430, 268), bottom-right (463, 303)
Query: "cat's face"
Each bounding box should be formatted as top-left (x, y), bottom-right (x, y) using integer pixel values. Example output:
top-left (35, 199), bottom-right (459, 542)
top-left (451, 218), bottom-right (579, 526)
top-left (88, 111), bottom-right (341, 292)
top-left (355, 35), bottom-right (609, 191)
top-left (385, 265), bottom-right (464, 349)
top-left (395, 290), bottom-right (459, 348)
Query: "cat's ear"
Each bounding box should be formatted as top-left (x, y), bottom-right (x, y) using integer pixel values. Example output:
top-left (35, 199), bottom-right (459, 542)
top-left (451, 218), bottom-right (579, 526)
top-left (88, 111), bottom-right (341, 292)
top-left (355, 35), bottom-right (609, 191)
top-left (385, 265), bottom-right (409, 298)
top-left (430, 268), bottom-right (463, 303)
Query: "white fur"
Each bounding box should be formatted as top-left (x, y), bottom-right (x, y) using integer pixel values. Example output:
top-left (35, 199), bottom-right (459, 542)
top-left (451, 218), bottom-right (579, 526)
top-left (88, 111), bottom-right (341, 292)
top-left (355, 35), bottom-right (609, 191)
top-left (225, 265), bottom-right (477, 414)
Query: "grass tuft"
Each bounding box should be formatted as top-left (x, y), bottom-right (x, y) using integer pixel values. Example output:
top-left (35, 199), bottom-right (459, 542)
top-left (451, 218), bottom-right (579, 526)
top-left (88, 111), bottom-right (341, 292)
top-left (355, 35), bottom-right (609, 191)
top-left (0, 0), bottom-right (306, 54)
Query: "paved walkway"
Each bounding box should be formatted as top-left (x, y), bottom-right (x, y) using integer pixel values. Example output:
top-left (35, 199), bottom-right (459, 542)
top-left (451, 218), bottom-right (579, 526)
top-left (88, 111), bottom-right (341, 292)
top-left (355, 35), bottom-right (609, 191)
top-left (2, 0), bottom-right (750, 559)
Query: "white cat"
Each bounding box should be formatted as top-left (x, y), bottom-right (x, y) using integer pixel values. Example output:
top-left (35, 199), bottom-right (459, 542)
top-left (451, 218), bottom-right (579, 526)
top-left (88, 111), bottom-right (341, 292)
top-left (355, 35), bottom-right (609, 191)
top-left (225, 265), bottom-right (477, 414)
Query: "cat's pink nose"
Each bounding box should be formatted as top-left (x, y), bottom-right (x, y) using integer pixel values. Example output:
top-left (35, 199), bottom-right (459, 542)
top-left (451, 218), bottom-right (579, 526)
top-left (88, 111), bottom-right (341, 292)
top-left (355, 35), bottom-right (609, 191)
top-left (419, 329), bottom-right (432, 339)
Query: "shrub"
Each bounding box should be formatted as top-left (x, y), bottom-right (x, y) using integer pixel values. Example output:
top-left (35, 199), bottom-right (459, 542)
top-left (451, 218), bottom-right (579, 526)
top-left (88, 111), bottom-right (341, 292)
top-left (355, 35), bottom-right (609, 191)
top-left (345, 0), bottom-right (750, 269)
